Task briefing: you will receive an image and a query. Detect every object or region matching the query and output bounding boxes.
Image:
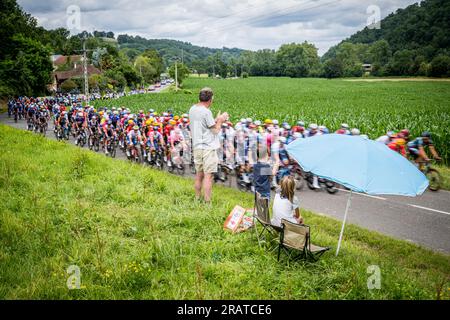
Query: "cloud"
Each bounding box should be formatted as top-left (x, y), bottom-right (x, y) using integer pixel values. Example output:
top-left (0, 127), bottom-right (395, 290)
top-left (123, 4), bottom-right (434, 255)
top-left (17, 0), bottom-right (420, 55)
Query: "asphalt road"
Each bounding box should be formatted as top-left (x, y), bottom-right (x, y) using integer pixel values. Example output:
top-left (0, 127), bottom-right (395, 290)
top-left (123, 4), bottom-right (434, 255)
top-left (2, 111), bottom-right (449, 255)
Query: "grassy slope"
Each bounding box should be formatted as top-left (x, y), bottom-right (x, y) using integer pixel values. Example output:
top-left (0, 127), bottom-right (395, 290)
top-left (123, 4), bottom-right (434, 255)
top-left (0, 124), bottom-right (449, 300)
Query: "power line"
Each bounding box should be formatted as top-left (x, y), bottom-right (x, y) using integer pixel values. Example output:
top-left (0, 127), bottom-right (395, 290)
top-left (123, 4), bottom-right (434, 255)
top-left (199, 0), bottom-right (342, 37)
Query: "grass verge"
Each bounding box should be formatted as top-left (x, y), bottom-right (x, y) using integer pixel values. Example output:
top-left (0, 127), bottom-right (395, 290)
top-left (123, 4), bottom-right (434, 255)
top-left (0, 124), bottom-right (449, 299)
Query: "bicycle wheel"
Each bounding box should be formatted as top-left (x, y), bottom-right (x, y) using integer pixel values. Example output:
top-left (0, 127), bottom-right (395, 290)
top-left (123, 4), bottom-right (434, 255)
top-left (426, 169), bottom-right (441, 191)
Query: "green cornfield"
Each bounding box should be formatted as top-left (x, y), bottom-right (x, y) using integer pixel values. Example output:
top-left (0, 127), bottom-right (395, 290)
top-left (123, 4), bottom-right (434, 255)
top-left (94, 77), bottom-right (450, 163)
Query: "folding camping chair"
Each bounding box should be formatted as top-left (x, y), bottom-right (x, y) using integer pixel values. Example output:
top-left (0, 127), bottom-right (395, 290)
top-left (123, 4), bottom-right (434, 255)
top-left (277, 219), bottom-right (330, 262)
top-left (253, 191), bottom-right (282, 248)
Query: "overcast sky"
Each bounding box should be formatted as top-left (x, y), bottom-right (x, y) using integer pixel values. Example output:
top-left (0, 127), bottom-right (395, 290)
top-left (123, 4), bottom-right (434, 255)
top-left (18, 0), bottom-right (420, 56)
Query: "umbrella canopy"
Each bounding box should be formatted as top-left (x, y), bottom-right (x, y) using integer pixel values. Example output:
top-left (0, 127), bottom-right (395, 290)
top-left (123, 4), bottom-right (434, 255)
top-left (285, 134), bottom-right (428, 196)
top-left (285, 134), bottom-right (429, 256)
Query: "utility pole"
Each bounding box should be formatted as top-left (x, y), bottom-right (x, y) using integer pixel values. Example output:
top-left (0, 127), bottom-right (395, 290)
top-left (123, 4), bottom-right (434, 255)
top-left (139, 65), bottom-right (143, 89)
top-left (181, 49), bottom-right (184, 64)
top-left (83, 39), bottom-right (89, 103)
top-left (212, 63), bottom-right (215, 78)
top-left (76, 37), bottom-right (93, 104)
top-left (175, 59), bottom-right (178, 91)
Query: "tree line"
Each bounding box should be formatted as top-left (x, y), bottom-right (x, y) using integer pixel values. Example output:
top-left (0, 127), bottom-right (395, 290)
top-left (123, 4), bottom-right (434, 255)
top-left (1, 0), bottom-right (449, 99)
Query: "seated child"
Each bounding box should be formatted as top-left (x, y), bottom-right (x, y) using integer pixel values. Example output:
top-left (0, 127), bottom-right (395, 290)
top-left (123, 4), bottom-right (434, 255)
top-left (271, 176), bottom-right (304, 227)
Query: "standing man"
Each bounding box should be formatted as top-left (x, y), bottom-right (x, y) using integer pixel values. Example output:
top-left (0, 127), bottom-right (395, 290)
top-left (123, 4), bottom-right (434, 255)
top-left (189, 88), bottom-right (228, 203)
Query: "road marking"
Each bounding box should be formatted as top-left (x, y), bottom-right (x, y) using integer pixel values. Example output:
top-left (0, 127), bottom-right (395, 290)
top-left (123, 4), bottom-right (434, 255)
top-left (408, 204), bottom-right (450, 216)
top-left (338, 188), bottom-right (387, 201)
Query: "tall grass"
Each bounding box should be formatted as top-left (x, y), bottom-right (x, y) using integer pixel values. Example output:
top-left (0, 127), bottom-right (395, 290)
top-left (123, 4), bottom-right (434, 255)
top-left (0, 124), bottom-right (449, 299)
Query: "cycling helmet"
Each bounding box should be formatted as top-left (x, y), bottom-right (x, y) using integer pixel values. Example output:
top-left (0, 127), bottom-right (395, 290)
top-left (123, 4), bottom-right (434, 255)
top-left (139, 110), bottom-right (144, 114)
top-left (153, 126), bottom-right (159, 131)
top-left (182, 118), bottom-right (189, 123)
top-left (77, 112), bottom-right (83, 117)
top-left (401, 129), bottom-right (410, 137)
top-left (387, 131), bottom-right (395, 138)
top-left (145, 120), bottom-right (152, 126)
top-left (341, 123), bottom-right (349, 129)
top-left (264, 119), bottom-right (272, 125)
top-left (351, 128), bottom-right (360, 136)
top-left (128, 120), bottom-right (134, 125)
top-left (246, 118), bottom-right (253, 124)
top-left (149, 109), bottom-right (155, 113)
top-left (395, 138), bottom-right (406, 146)
top-left (107, 120), bottom-right (112, 125)
top-left (297, 121), bottom-right (305, 127)
top-left (284, 124), bottom-right (291, 130)
top-left (309, 123), bottom-right (318, 130)
top-left (254, 120), bottom-right (262, 126)
top-left (133, 125), bottom-right (139, 130)
top-left (174, 116), bottom-right (180, 121)
top-left (240, 118), bottom-right (247, 124)
top-left (222, 123), bottom-right (229, 128)
top-left (182, 114), bottom-right (188, 119)
top-left (293, 132), bottom-right (302, 139)
top-left (421, 131), bottom-right (431, 138)
top-left (272, 120), bottom-right (279, 125)
top-left (169, 120), bottom-right (177, 125)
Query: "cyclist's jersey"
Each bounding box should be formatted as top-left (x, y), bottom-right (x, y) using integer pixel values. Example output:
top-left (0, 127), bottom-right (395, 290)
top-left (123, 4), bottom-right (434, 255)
top-left (88, 118), bottom-right (98, 128)
top-left (271, 142), bottom-right (289, 165)
top-left (147, 131), bottom-right (163, 149)
top-left (103, 125), bottom-right (115, 138)
top-left (27, 106), bottom-right (36, 117)
top-left (179, 124), bottom-right (190, 141)
top-left (127, 130), bottom-right (142, 145)
top-left (110, 115), bottom-right (120, 127)
top-left (407, 137), bottom-right (433, 149)
top-left (169, 129), bottom-right (184, 145)
top-left (304, 130), bottom-right (318, 138)
top-left (75, 115), bottom-right (85, 126)
top-left (292, 126), bottom-right (304, 134)
top-left (388, 140), bottom-right (406, 156)
top-left (58, 114), bottom-right (68, 125)
top-left (38, 110), bottom-right (48, 119)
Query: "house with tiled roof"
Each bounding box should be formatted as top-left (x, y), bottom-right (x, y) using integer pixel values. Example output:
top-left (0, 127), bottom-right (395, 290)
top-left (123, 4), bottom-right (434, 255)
top-left (50, 55), bottom-right (101, 91)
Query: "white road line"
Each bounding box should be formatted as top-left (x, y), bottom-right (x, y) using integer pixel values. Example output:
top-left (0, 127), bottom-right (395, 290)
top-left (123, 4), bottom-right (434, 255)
top-left (408, 204), bottom-right (450, 216)
top-left (337, 188), bottom-right (387, 201)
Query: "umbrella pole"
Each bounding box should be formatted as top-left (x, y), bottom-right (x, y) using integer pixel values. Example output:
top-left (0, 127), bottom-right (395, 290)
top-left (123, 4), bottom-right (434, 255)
top-left (336, 190), bottom-right (352, 256)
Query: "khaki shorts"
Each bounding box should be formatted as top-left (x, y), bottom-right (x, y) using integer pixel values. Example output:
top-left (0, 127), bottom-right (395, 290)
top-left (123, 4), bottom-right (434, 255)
top-left (194, 149), bottom-right (218, 174)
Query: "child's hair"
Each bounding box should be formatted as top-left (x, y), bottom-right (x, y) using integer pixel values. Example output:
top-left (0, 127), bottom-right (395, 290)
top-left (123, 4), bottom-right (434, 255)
top-left (280, 176), bottom-right (296, 203)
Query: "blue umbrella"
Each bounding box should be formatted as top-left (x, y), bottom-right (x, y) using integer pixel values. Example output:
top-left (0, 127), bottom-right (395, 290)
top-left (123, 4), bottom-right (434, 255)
top-left (286, 134), bottom-right (429, 256)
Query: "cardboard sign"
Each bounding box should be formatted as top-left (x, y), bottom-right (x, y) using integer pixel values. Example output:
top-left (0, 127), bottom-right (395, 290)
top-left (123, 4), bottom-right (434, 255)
top-left (235, 209), bottom-right (254, 233)
top-left (224, 206), bottom-right (255, 233)
top-left (223, 206), bottom-right (246, 233)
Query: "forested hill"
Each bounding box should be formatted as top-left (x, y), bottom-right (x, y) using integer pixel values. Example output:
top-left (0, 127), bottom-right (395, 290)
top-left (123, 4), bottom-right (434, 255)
top-left (321, 0), bottom-right (450, 77)
top-left (345, 0), bottom-right (449, 54)
top-left (117, 35), bottom-right (244, 68)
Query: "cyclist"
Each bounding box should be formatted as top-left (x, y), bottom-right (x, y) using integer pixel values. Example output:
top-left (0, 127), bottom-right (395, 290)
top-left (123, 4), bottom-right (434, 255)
top-left (271, 136), bottom-right (290, 188)
top-left (102, 120), bottom-right (117, 155)
top-left (335, 123), bottom-right (350, 135)
top-left (126, 125), bottom-right (144, 159)
top-left (169, 126), bottom-right (185, 169)
top-left (407, 132), bottom-right (441, 167)
top-left (304, 123), bottom-right (319, 137)
top-left (388, 134), bottom-right (407, 157)
top-left (376, 131), bottom-right (395, 145)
